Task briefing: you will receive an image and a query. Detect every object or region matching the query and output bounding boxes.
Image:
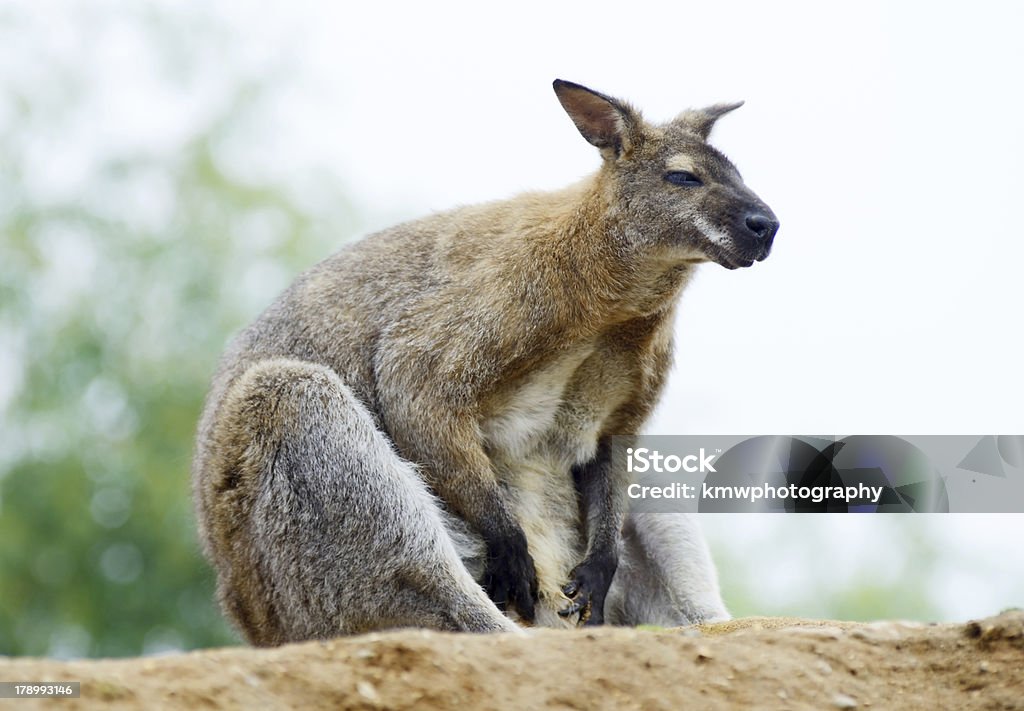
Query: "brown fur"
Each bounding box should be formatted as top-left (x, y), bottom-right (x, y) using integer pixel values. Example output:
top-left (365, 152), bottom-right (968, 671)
top-left (192, 80), bottom-right (777, 643)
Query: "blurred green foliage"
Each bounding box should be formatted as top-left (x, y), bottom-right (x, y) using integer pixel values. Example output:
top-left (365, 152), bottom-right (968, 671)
top-left (708, 517), bottom-right (945, 622)
top-left (0, 4), bottom-right (357, 657)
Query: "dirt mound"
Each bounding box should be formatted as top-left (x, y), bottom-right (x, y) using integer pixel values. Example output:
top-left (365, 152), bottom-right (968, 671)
top-left (2, 611), bottom-right (1022, 710)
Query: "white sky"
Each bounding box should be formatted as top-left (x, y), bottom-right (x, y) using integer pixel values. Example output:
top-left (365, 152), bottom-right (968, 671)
top-left (8, 0), bottom-right (1023, 620)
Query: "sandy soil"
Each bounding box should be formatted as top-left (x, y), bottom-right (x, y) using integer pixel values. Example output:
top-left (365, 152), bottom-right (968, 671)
top-left (1, 611), bottom-right (1021, 710)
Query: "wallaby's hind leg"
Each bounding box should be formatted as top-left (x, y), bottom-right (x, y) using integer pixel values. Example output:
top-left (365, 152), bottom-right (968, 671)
top-left (199, 358), bottom-right (517, 645)
top-left (604, 513), bottom-right (730, 627)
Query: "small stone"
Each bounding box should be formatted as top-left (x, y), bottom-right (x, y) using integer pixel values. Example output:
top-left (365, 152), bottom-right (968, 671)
top-left (978, 661), bottom-right (990, 673)
top-left (357, 681), bottom-right (379, 702)
top-left (832, 693), bottom-right (858, 708)
top-left (814, 660), bottom-right (833, 675)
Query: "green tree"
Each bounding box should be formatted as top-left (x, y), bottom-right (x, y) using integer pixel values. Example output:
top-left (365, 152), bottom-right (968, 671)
top-left (0, 4), bottom-right (358, 657)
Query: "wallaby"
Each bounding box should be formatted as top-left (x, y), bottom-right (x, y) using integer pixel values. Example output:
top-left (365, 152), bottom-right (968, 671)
top-left (192, 79), bottom-right (778, 645)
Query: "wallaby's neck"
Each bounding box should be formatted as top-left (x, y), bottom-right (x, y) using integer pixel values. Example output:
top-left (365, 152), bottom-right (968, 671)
top-left (534, 171), bottom-right (694, 326)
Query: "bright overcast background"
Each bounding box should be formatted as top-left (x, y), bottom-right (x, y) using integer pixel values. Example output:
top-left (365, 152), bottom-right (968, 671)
top-left (3, 0), bottom-right (1022, 635)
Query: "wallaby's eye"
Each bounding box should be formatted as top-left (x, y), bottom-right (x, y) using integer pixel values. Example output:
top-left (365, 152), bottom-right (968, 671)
top-left (664, 171), bottom-right (703, 187)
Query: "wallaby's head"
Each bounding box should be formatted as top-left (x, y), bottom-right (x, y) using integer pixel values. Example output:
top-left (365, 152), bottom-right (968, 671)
top-left (554, 79), bottom-right (778, 270)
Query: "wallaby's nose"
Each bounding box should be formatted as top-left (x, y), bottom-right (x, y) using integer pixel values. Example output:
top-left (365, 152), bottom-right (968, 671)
top-left (745, 213), bottom-right (779, 245)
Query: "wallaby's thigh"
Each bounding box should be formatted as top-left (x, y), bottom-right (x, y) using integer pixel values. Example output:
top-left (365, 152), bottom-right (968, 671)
top-left (200, 358), bottom-right (516, 645)
top-left (604, 513), bottom-right (730, 627)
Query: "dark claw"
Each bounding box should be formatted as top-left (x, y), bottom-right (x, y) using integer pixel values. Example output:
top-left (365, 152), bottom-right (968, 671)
top-left (558, 600), bottom-right (582, 617)
top-left (558, 586), bottom-right (592, 623)
top-left (559, 552), bottom-right (616, 626)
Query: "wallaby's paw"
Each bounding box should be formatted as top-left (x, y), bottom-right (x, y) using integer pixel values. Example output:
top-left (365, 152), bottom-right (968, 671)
top-left (482, 533), bottom-right (539, 623)
top-left (558, 580), bottom-right (594, 624)
top-left (558, 552), bottom-right (617, 626)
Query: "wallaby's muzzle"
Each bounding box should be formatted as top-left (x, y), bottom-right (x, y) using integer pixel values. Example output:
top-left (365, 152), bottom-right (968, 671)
top-left (704, 202), bottom-right (779, 270)
top-left (745, 212), bottom-right (779, 252)
top-left (739, 207), bottom-right (779, 265)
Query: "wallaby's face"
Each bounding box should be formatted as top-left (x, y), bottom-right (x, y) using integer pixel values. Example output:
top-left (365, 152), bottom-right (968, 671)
top-left (554, 80), bottom-right (778, 270)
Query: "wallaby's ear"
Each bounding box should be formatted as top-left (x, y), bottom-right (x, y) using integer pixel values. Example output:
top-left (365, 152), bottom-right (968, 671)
top-left (553, 79), bottom-right (642, 157)
top-left (677, 101), bottom-right (745, 140)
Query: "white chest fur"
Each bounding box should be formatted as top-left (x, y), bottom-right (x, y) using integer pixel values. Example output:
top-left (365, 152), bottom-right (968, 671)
top-left (481, 349), bottom-right (593, 465)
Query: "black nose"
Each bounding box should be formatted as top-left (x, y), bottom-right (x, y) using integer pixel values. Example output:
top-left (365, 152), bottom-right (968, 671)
top-left (745, 213), bottom-right (779, 244)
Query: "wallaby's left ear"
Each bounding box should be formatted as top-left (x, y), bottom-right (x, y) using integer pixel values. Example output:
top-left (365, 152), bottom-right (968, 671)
top-left (553, 79), bottom-right (643, 158)
top-left (679, 101), bottom-right (745, 140)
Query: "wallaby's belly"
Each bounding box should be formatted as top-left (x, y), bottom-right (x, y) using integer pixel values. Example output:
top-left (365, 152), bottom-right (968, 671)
top-left (481, 347), bottom-right (624, 627)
